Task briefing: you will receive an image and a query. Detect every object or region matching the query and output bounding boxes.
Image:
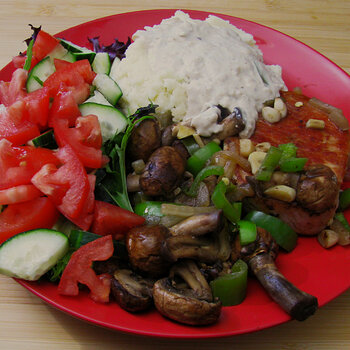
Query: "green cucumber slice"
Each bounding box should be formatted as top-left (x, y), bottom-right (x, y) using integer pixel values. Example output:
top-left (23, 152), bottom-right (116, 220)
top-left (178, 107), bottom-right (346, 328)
top-left (26, 56), bottom-right (55, 92)
top-left (79, 102), bottom-right (128, 141)
top-left (92, 52), bottom-right (111, 75)
top-left (0, 229), bottom-right (69, 281)
top-left (84, 90), bottom-right (112, 106)
top-left (92, 73), bottom-right (122, 106)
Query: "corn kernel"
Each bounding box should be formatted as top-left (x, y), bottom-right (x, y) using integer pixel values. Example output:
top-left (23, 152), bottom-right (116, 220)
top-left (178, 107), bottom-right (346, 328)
top-left (262, 106), bottom-right (281, 123)
top-left (239, 139), bottom-right (255, 158)
top-left (248, 151), bottom-right (266, 175)
top-left (295, 101), bottom-right (303, 107)
top-left (255, 142), bottom-right (271, 153)
top-left (193, 133), bottom-right (205, 148)
top-left (306, 119), bottom-right (325, 129)
top-left (264, 185), bottom-right (296, 202)
top-left (177, 125), bottom-right (196, 139)
top-left (274, 97), bottom-right (287, 118)
top-left (318, 230), bottom-right (339, 249)
top-left (221, 177), bottom-right (230, 186)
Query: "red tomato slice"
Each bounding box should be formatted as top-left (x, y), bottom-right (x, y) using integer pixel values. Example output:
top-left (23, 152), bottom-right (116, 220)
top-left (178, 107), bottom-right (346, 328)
top-left (0, 197), bottom-right (59, 244)
top-left (32, 30), bottom-right (59, 62)
top-left (58, 235), bottom-right (113, 303)
top-left (0, 101), bottom-right (40, 146)
top-left (54, 116), bottom-right (107, 169)
top-left (0, 184), bottom-right (42, 205)
top-left (0, 68), bottom-right (28, 106)
top-left (91, 200), bottom-right (146, 239)
top-left (53, 58), bottom-right (72, 71)
top-left (24, 87), bottom-right (50, 128)
top-left (31, 145), bottom-right (90, 219)
top-left (68, 174), bottom-right (96, 231)
top-left (48, 86), bottom-right (81, 127)
top-left (0, 139), bottom-right (60, 190)
top-left (43, 60), bottom-right (95, 103)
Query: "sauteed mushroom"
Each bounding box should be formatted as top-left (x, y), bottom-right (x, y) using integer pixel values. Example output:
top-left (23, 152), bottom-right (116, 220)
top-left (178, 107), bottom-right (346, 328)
top-left (153, 260), bottom-right (221, 325)
top-left (231, 227), bottom-right (318, 321)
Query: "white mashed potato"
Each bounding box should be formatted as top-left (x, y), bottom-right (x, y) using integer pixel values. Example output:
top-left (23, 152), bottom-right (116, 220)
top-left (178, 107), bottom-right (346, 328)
top-left (112, 10), bottom-right (286, 138)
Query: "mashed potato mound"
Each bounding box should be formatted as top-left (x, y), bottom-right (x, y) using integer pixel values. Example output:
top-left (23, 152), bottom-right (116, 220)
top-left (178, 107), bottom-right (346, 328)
top-left (112, 11), bottom-right (286, 137)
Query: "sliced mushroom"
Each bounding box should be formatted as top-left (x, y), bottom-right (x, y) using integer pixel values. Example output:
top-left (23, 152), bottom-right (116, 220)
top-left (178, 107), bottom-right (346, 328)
top-left (214, 107), bottom-right (245, 140)
top-left (232, 227), bottom-right (318, 321)
top-left (111, 269), bottom-right (154, 312)
top-left (245, 165), bottom-right (340, 235)
top-left (169, 210), bottom-right (223, 236)
top-left (153, 260), bottom-right (221, 325)
top-left (127, 118), bottom-right (161, 162)
top-left (126, 225), bottom-right (172, 278)
top-left (140, 146), bottom-right (186, 197)
top-left (163, 222), bottom-right (231, 264)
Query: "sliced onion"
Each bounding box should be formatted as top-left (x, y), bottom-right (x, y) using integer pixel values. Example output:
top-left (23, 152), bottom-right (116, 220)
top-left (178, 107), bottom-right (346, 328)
top-left (308, 98), bottom-right (349, 131)
top-left (161, 203), bottom-right (217, 217)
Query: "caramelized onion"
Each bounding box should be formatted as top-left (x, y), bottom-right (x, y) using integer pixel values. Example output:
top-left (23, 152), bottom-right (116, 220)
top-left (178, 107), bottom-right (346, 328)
top-left (308, 98), bottom-right (349, 131)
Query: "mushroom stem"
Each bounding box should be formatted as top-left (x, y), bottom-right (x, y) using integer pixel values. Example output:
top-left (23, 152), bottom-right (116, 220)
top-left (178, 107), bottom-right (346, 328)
top-left (169, 210), bottom-right (222, 236)
top-left (248, 253), bottom-right (318, 321)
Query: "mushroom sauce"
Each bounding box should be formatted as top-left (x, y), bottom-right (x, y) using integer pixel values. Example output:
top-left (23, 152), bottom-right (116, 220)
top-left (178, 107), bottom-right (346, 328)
top-left (113, 10), bottom-right (286, 138)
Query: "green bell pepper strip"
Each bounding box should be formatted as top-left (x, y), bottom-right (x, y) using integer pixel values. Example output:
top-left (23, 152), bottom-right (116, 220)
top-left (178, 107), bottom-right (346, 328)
top-left (255, 146), bottom-right (282, 181)
top-left (244, 210), bottom-right (297, 252)
top-left (278, 143), bottom-right (308, 172)
top-left (186, 141), bottom-right (222, 176)
top-left (181, 136), bottom-right (200, 156)
top-left (279, 157), bottom-right (308, 172)
top-left (278, 143), bottom-right (297, 160)
top-left (184, 165), bottom-right (224, 197)
top-left (338, 188), bottom-right (350, 212)
top-left (134, 201), bottom-right (164, 218)
top-left (334, 212), bottom-right (350, 231)
top-left (23, 39), bottom-right (34, 71)
top-left (238, 220), bottom-right (257, 246)
top-left (210, 259), bottom-right (248, 306)
top-left (211, 180), bottom-right (242, 223)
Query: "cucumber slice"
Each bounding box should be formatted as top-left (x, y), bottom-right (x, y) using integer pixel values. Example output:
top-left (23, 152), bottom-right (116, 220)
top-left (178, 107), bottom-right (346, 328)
top-left (46, 43), bottom-right (68, 61)
top-left (59, 38), bottom-right (96, 63)
top-left (79, 102), bottom-right (128, 141)
top-left (59, 38), bottom-right (93, 53)
top-left (31, 129), bottom-right (58, 149)
top-left (109, 57), bottom-right (121, 81)
top-left (92, 73), bottom-right (122, 106)
top-left (0, 229), bottom-right (69, 281)
top-left (26, 56), bottom-right (55, 92)
top-left (92, 52), bottom-right (111, 74)
top-left (72, 51), bottom-right (96, 64)
top-left (61, 51), bottom-right (76, 63)
top-left (84, 90), bottom-right (112, 106)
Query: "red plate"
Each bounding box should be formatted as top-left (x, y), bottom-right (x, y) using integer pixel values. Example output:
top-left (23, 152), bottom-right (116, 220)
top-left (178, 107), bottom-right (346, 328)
top-left (1, 9), bottom-right (350, 338)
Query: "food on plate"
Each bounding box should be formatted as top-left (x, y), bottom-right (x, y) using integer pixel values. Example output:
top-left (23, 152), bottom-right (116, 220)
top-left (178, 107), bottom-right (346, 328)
top-left (113, 10), bottom-right (286, 138)
top-left (0, 11), bottom-right (349, 327)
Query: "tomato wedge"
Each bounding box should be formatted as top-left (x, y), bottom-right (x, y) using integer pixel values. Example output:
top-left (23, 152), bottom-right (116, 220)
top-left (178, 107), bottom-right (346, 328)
top-left (0, 100), bottom-right (40, 146)
top-left (68, 174), bottom-right (96, 231)
top-left (32, 30), bottom-right (59, 62)
top-left (31, 145), bottom-right (90, 219)
top-left (0, 68), bottom-right (27, 106)
top-left (58, 235), bottom-right (113, 303)
top-left (43, 60), bottom-right (95, 103)
top-left (0, 184), bottom-right (42, 205)
top-left (54, 116), bottom-right (107, 169)
top-left (91, 200), bottom-right (146, 239)
top-left (0, 197), bottom-right (59, 244)
top-left (0, 139), bottom-right (60, 190)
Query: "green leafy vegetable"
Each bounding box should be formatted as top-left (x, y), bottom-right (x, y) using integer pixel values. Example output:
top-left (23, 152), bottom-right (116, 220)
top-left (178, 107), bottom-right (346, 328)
top-left (95, 104), bottom-right (157, 212)
top-left (23, 39), bottom-right (34, 71)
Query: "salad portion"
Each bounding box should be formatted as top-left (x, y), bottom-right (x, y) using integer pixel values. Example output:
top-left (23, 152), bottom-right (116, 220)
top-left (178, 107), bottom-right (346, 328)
top-left (0, 12), bottom-right (349, 328)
